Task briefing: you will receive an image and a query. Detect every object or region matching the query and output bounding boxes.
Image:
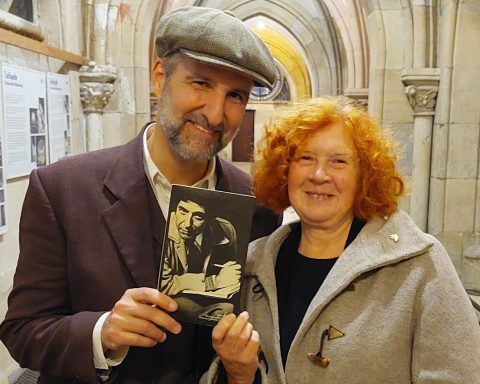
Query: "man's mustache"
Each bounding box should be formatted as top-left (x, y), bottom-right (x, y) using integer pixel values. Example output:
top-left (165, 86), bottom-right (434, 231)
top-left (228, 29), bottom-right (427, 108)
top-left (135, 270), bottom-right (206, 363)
top-left (183, 112), bottom-right (224, 133)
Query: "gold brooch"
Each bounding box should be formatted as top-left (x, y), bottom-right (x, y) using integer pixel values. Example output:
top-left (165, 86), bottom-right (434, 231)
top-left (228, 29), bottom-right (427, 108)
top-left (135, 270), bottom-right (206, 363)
top-left (389, 233), bottom-right (399, 242)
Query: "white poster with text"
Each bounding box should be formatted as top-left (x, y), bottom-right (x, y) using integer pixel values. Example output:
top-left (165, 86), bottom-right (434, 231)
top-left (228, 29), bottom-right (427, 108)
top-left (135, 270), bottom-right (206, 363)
top-left (1, 64), bottom-right (47, 179)
top-left (47, 73), bottom-right (71, 163)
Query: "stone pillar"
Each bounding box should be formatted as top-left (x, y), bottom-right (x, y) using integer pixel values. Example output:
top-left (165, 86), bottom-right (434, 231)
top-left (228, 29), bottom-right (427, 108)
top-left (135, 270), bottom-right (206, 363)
top-left (79, 62), bottom-right (117, 151)
top-left (401, 68), bottom-right (440, 231)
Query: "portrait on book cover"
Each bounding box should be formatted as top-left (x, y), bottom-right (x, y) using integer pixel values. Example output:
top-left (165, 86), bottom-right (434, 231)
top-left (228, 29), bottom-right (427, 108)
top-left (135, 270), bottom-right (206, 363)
top-left (158, 185), bottom-right (255, 326)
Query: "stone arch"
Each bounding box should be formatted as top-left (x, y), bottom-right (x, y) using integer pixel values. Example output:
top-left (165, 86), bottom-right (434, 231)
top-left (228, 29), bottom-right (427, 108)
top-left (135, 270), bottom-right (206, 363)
top-left (322, 0), bottom-right (369, 91)
top-left (197, 0), bottom-right (345, 96)
top-left (245, 16), bottom-right (311, 99)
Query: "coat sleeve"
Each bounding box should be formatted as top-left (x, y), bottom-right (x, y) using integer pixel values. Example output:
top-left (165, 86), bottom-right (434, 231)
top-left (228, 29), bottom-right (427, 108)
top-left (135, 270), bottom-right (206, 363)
top-left (411, 239), bottom-right (480, 383)
top-left (0, 169), bottom-right (103, 383)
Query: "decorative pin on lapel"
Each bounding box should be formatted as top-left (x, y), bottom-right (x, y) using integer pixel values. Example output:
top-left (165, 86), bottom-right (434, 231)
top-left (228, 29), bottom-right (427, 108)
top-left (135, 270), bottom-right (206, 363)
top-left (389, 233), bottom-right (399, 242)
top-left (328, 325), bottom-right (344, 340)
top-left (308, 325), bottom-right (345, 368)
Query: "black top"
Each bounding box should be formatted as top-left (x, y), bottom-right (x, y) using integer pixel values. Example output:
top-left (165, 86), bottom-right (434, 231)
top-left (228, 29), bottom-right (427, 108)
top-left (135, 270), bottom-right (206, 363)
top-left (275, 218), bottom-right (366, 367)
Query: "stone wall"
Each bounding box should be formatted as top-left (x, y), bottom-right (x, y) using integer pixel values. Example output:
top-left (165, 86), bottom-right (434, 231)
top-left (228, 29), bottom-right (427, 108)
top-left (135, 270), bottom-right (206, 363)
top-left (428, 0), bottom-right (480, 289)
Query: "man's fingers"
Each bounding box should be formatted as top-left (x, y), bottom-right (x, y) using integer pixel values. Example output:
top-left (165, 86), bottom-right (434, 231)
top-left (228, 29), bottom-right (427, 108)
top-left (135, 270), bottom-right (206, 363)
top-left (102, 315), bottom-right (162, 351)
top-left (113, 289), bottom-right (182, 335)
top-left (149, 307), bottom-right (182, 335)
top-left (128, 287), bottom-right (178, 312)
top-left (105, 304), bottom-right (182, 339)
top-left (113, 330), bottom-right (163, 348)
top-left (124, 316), bottom-right (168, 341)
top-left (102, 287), bottom-right (182, 351)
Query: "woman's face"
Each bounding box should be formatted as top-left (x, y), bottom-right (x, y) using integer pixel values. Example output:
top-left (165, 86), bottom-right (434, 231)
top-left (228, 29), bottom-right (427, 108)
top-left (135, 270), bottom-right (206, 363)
top-left (287, 122), bottom-right (359, 230)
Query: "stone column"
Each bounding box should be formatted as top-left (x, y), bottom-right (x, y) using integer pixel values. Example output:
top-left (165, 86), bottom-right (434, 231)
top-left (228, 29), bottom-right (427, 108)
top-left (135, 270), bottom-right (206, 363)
top-left (79, 62), bottom-right (117, 151)
top-left (401, 68), bottom-right (440, 231)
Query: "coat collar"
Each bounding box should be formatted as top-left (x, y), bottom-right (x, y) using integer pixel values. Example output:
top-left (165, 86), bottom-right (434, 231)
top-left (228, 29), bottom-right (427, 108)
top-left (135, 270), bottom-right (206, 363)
top-left (248, 210), bottom-right (434, 327)
top-left (305, 210), bottom-right (433, 320)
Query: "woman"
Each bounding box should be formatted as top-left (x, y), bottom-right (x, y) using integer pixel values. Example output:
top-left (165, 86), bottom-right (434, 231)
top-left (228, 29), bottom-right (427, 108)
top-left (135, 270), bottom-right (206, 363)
top-left (205, 97), bottom-right (480, 383)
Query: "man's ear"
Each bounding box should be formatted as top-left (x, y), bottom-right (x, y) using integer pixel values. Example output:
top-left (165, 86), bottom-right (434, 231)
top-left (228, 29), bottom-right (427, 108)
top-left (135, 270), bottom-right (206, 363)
top-left (152, 58), bottom-right (166, 98)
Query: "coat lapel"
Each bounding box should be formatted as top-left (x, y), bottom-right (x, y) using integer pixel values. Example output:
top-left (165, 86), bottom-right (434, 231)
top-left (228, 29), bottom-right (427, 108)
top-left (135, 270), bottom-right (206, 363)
top-left (214, 157), bottom-right (232, 192)
top-left (101, 128), bottom-right (162, 288)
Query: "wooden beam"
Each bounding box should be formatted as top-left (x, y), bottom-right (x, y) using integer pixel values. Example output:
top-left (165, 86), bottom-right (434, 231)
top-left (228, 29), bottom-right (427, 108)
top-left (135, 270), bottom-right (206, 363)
top-left (0, 27), bottom-right (85, 66)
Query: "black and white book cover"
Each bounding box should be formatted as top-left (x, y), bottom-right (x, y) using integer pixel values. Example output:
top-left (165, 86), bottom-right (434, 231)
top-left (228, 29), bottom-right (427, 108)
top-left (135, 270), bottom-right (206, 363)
top-left (157, 184), bottom-right (256, 326)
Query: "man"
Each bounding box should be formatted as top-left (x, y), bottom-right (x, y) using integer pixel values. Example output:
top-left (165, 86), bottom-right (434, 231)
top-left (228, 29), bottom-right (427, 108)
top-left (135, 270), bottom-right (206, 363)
top-left (0, 6), bottom-right (280, 383)
top-left (160, 199), bottom-right (240, 297)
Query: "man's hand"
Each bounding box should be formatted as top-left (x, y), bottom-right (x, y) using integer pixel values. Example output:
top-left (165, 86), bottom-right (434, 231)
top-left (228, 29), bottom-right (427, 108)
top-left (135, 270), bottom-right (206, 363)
top-left (216, 261), bottom-right (241, 289)
top-left (212, 311), bottom-right (259, 384)
top-left (101, 287), bottom-right (182, 352)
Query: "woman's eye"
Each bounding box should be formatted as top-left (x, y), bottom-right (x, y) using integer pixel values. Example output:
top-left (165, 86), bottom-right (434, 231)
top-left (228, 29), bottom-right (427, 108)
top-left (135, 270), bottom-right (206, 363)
top-left (330, 158), bottom-right (349, 167)
top-left (296, 155), bottom-right (314, 163)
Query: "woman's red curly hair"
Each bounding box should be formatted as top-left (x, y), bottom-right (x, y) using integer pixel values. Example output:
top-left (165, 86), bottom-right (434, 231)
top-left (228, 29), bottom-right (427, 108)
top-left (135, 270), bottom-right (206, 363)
top-left (253, 96), bottom-right (405, 221)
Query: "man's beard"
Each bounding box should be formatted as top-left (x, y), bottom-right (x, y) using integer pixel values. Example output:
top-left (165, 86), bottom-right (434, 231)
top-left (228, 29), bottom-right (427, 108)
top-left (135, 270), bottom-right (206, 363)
top-left (157, 87), bottom-right (231, 162)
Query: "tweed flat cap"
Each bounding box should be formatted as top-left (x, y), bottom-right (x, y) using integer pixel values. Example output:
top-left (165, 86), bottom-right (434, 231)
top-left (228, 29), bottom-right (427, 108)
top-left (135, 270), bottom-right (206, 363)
top-left (155, 6), bottom-right (276, 90)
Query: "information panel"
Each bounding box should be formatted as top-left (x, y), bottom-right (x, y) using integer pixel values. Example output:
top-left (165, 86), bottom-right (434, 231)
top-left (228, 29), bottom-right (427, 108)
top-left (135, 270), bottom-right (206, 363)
top-left (1, 64), bottom-right (47, 179)
top-left (47, 73), bottom-right (71, 163)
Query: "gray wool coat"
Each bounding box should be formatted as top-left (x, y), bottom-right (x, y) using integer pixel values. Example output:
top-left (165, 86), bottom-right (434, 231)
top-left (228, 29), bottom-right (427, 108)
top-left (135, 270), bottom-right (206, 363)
top-left (204, 210), bottom-right (480, 383)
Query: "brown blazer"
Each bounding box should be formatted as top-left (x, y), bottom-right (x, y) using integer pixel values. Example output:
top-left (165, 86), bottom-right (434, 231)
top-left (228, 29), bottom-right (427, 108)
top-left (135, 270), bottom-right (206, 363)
top-left (0, 128), bottom-right (280, 384)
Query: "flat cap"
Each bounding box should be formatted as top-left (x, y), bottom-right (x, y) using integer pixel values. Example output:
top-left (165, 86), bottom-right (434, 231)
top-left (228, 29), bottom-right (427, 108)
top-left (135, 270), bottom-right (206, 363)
top-left (155, 6), bottom-right (276, 90)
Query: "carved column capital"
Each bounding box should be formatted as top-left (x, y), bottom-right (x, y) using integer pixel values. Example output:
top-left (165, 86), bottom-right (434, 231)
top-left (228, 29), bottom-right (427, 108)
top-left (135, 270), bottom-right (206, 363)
top-left (403, 85), bottom-right (438, 114)
top-left (401, 68), bottom-right (440, 116)
top-left (79, 62), bottom-right (117, 113)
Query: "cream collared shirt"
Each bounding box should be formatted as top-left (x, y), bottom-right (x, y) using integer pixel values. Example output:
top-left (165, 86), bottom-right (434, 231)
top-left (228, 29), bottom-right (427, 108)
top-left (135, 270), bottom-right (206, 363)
top-left (92, 123), bottom-right (217, 370)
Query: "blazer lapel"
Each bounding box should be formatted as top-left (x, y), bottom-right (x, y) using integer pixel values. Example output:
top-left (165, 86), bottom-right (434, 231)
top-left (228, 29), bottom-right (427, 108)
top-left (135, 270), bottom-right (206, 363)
top-left (214, 156), bottom-right (231, 192)
top-left (101, 127), bottom-right (160, 288)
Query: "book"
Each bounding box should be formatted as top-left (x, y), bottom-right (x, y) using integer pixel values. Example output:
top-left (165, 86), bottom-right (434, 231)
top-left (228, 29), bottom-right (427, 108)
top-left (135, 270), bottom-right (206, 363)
top-left (157, 184), bottom-right (256, 326)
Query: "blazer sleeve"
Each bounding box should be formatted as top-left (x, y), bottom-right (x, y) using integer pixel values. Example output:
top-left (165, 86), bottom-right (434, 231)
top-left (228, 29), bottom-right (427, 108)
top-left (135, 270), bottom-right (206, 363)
top-left (411, 239), bottom-right (480, 383)
top-left (0, 169), bottom-right (103, 383)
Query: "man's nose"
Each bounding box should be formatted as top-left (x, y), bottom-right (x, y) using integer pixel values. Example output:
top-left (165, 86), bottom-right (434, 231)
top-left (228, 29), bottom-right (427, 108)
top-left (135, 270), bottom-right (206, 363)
top-left (181, 213), bottom-right (194, 228)
top-left (201, 93), bottom-right (226, 127)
